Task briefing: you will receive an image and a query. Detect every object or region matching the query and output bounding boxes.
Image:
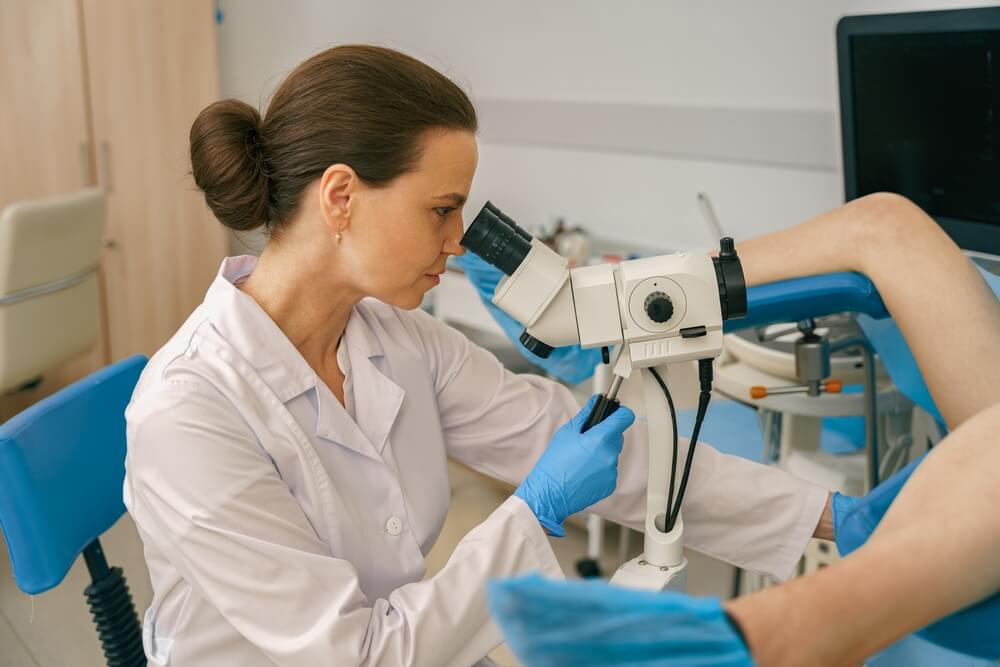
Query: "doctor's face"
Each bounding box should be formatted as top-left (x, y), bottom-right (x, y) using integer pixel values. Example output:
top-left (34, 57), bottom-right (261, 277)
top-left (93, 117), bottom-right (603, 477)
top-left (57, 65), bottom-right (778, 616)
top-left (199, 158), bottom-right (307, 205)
top-left (345, 129), bottom-right (476, 309)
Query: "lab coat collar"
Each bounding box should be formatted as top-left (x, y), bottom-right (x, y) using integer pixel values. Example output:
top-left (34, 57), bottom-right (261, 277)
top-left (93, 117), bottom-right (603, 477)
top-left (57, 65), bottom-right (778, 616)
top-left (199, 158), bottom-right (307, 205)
top-left (335, 305), bottom-right (405, 456)
top-left (311, 313), bottom-right (405, 457)
top-left (204, 256), bottom-right (315, 403)
top-left (205, 257), bottom-right (404, 458)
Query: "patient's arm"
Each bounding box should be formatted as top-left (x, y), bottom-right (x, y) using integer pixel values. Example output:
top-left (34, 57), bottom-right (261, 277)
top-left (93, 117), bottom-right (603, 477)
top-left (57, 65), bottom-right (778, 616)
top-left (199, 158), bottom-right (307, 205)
top-left (725, 400), bottom-right (1000, 666)
top-left (734, 193), bottom-right (1000, 430)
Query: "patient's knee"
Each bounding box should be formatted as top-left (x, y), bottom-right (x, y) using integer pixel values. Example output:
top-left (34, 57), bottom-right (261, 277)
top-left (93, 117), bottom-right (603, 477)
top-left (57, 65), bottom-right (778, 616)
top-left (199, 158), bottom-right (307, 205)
top-left (854, 191), bottom-right (919, 217)
top-left (851, 192), bottom-right (937, 242)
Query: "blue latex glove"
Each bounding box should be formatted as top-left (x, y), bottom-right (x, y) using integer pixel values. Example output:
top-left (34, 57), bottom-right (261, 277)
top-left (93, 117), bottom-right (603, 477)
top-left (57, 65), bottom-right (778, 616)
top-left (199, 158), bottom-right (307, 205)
top-left (488, 573), bottom-right (755, 667)
top-left (832, 454), bottom-right (926, 557)
top-left (514, 396), bottom-right (635, 537)
top-left (833, 455), bottom-right (1000, 659)
top-left (454, 251), bottom-right (603, 384)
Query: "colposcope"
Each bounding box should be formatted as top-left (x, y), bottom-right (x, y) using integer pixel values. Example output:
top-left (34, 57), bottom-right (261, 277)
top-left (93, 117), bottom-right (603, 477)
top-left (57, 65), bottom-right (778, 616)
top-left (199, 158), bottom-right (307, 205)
top-left (461, 201), bottom-right (747, 591)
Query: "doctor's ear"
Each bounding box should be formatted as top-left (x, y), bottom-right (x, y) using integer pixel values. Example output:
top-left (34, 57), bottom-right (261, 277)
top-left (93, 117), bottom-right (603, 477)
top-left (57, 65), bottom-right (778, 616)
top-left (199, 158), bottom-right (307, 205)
top-left (318, 164), bottom-right (357, 233)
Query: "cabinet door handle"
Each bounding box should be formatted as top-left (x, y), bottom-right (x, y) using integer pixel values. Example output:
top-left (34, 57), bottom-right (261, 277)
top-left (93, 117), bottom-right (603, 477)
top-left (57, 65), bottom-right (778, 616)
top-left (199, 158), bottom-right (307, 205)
top-left (103, 238), bottom-right (118, 249)
top-left (79, 142), bottom-right (93, 186)
top-left (99, 142), bottom-right (113, 193)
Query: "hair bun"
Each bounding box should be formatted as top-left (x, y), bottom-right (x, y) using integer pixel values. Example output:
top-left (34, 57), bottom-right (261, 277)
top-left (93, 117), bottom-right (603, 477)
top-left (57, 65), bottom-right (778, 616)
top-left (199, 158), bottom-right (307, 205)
top-left (189, 99), bottom-right (271, 232)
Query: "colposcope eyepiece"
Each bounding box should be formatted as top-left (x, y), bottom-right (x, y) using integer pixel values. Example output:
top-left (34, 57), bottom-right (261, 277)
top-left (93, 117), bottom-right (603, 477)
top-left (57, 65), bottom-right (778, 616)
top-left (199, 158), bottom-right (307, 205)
top-left (712, 236), bottom-right (747, 320)
top-left (460, 201), bottom-right (533, 276)
top-left (484, 201), bottom-right (532, 241)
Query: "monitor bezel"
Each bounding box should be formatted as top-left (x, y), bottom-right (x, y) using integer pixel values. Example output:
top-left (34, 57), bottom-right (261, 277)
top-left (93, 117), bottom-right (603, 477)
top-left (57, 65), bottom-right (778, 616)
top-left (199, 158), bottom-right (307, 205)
top-left (837, 7), bottom-right (1000, 256)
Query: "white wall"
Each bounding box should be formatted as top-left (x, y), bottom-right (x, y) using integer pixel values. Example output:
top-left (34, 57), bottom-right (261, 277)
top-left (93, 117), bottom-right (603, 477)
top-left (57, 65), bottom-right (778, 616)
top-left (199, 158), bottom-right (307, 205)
top-left (217, 0), bottom-right (996, 251)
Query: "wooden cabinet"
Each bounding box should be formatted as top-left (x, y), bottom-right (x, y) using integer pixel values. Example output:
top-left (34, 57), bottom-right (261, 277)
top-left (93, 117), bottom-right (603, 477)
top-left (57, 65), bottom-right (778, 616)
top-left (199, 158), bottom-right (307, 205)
top-left (1, 0), bottom-right (226, 378)
top-left (81, 0), bottom-right (227, 359)
top-left (0, 0), bottom-right (92, 208)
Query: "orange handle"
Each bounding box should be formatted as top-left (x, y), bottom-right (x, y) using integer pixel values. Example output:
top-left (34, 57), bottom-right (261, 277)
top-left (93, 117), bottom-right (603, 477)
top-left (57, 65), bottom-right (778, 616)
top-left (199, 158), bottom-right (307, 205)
top-left (824, 379), bottom-right (843, 393)
top-left (750, 386), bottom-right (768, 399)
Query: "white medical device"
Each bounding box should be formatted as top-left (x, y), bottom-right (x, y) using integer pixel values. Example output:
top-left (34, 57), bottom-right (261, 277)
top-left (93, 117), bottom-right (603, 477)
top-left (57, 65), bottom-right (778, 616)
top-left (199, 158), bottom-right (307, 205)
top-left (461, 202), bottom-right (747, 591)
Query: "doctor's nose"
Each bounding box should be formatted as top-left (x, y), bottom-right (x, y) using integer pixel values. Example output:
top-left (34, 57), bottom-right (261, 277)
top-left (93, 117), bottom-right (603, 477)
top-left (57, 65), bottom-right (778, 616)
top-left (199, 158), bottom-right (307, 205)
top-left (443, 218), bottom-right (465, 256)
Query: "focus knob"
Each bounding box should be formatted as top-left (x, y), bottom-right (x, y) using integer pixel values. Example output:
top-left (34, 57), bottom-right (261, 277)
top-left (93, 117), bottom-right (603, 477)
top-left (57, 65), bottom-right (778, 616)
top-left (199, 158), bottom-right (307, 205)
top-left (644, 291), bottom-right (674, 323)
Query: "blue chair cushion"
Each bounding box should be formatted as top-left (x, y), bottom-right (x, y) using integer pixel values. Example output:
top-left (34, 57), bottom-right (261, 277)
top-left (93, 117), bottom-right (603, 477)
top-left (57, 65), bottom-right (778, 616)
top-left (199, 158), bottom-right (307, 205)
top-left (819, 414), bottom-right (867, 455)
top-left (678, 395), bottom-right (867, 461)
top-left (869, 633), bottom-right (996, 667)
top-left (0, 355), bottom-right (146, 594)
top-left (818, 385), bottom-right (867, 456)
top-left (677, 399), bottom-right (765, 462)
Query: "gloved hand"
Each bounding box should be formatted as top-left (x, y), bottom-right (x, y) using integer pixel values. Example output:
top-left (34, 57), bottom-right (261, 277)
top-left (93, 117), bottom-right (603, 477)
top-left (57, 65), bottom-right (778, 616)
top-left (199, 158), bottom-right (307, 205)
top-left (514, 396), bottom-right (634, 537)
top-left (831, 454), bottom-right (926, 557)
top-left (454, 251), bottom-right (603, 384)
top-left (832, 455), bottom-right (1000, 659)
top-left (488, 573), bottom-right (756, 667)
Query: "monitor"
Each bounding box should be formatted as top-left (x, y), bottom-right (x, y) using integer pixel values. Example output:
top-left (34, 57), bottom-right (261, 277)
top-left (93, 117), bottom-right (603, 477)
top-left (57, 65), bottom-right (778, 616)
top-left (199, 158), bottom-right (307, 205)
top-left (837, 7), bottom-right (1000, 256)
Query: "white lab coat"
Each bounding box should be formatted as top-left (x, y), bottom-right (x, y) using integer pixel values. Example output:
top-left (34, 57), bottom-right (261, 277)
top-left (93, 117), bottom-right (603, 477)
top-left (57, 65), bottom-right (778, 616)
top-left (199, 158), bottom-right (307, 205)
top-left (124, 256), bottom-right (827, 667)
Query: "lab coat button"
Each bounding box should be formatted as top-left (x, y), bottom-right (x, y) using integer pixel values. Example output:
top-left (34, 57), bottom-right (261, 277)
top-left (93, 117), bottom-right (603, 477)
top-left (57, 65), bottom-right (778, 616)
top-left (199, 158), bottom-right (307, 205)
top-left (385, 516), bottom-right (403, 536)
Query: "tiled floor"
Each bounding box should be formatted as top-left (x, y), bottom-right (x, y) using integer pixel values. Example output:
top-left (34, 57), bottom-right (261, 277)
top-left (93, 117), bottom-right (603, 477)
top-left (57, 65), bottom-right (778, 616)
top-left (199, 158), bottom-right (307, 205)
top-left (0, 459), bottom-right (735, 667)
top-left (0, 515), bottom-right (153, 667)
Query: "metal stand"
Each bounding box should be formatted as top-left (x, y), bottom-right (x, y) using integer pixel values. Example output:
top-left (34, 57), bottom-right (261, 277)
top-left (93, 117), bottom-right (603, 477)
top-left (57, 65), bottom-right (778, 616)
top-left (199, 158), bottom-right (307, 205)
top-left (609, 363), bottom-right (689, 592)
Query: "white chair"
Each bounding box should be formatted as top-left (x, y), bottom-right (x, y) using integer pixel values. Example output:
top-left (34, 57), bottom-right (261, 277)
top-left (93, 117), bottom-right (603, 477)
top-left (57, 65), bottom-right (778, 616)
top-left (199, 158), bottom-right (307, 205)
top-left (0, 189), bottom-right (105, 393)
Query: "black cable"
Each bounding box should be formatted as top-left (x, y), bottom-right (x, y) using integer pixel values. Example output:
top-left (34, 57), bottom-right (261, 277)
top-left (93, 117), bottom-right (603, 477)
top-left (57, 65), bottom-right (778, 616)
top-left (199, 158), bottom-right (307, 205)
top-left (648, 367), bottom-right (678, 528)
top-left (667, 359), bottom-right (714, 531)
top-left (669, 392), bottom-right (710, 530)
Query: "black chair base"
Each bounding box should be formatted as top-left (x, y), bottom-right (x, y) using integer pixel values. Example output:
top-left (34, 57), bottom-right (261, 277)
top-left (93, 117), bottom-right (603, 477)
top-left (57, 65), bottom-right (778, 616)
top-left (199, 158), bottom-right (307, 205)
top-left (83, 540), bottom-right (146, 666)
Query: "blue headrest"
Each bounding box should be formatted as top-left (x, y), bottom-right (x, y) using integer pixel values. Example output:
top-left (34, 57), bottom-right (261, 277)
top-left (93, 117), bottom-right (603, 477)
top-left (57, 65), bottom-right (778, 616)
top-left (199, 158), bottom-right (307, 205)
top-left (0, 355), bottom-right (147, 594)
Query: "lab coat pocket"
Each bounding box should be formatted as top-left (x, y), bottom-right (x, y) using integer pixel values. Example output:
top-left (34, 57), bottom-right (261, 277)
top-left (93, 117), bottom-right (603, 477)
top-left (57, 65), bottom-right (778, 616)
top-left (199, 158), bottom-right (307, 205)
top-left (142, 607), bottom-right (174, 666)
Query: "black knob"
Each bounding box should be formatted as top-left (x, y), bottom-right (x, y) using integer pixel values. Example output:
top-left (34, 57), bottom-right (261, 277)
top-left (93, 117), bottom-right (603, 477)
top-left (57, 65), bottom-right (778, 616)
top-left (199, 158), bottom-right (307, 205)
top-left (644, 291), bottom-right (674, 323)
top-left (719, 236), bottom-right (737, 258)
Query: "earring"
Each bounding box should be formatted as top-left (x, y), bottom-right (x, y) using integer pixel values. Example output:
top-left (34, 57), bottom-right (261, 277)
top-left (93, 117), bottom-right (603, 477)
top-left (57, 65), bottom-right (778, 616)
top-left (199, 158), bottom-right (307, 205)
top-left (335, 232), bottom-right (343, 244)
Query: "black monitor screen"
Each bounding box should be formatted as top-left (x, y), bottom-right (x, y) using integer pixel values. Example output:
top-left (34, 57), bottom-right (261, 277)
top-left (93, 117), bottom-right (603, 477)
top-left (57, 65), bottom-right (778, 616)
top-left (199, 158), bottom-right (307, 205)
top-left (850, 30), bottom-right (1000, 225)
top-left (839, 8), bottom-right (1000, 255)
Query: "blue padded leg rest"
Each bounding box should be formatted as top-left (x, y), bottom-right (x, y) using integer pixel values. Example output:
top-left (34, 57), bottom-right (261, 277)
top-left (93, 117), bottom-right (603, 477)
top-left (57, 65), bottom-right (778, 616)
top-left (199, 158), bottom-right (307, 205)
top-left (725, 272), bottom-right (889, 333)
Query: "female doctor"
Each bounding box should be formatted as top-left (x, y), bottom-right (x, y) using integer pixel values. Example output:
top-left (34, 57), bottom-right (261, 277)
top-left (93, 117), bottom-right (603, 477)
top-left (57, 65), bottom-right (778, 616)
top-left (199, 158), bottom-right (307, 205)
top-left (123, 45), bottom-right (831, 666)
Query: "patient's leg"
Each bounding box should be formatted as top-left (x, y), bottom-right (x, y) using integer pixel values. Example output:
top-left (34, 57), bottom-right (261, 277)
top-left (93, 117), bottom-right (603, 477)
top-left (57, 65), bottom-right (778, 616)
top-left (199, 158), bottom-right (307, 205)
top-left (726, 401), bottom-right (1000, 666)
top-left (734, 193), bottom-right (1000, 430)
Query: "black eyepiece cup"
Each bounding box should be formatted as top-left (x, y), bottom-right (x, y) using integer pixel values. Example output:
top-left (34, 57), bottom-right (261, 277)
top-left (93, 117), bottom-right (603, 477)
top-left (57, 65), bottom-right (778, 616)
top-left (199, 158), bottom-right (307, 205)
top-left (484, 201), bottom-right (533, 241)
top-left (460, 202), bottom-right (533, 276)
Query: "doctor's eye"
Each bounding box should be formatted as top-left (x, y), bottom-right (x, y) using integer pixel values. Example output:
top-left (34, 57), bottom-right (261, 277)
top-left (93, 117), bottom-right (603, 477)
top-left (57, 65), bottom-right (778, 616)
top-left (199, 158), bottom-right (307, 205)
top-left (434, 207), bottom-right (456, 220)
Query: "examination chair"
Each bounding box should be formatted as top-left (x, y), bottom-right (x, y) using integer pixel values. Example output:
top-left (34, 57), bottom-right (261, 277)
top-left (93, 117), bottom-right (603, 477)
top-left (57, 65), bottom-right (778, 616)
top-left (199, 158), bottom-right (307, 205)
top-left (0, 355), bottom-right (148, 667)
top-left (0, 189), bottom-right (106, 393)
top-left (689, 274), bottom-right (993, 666)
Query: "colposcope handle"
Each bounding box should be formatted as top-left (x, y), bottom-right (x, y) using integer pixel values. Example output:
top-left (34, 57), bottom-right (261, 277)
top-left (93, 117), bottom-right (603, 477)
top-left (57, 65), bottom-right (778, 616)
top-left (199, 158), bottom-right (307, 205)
top-left (581, 395), bottom-right (621, 433)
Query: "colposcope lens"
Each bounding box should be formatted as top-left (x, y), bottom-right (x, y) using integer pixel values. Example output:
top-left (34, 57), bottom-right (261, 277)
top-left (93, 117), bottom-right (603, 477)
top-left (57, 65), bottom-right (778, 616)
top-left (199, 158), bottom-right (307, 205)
top-left (461, 202), bottom-right (532, 276)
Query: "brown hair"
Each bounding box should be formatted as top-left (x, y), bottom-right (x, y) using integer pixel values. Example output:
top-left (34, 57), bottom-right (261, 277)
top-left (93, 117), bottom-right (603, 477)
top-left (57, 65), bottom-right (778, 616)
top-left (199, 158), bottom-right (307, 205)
top-left (189, 45), bottom-right (478, 234)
